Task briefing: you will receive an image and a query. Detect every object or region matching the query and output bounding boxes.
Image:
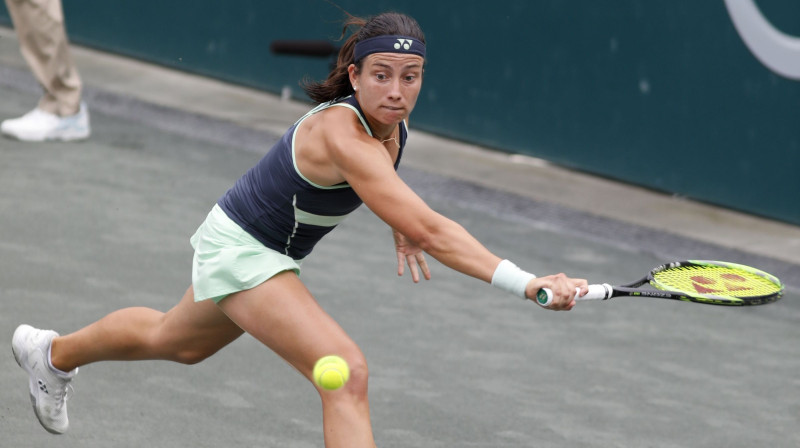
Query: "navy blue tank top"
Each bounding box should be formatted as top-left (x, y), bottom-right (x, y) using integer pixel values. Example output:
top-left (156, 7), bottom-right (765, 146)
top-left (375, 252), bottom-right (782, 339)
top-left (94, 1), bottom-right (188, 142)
top-left (218, 96), bottom-right (407, 260)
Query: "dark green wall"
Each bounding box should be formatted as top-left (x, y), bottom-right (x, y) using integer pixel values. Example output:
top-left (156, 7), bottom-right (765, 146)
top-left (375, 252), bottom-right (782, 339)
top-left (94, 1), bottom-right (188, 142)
top-left (2, 1), bottom-right (798, 225)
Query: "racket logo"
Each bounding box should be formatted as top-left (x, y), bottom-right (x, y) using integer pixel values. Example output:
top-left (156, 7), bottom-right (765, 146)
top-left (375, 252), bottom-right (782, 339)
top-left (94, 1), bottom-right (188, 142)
top-left (394, 39), bottom-right (413, 50)
top-left (690, 274), bottom-right (752, 294)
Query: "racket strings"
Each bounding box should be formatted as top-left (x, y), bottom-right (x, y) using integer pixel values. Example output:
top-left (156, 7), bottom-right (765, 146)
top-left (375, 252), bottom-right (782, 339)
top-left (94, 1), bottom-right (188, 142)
top-left (653, 265), bottom-right (782, 298)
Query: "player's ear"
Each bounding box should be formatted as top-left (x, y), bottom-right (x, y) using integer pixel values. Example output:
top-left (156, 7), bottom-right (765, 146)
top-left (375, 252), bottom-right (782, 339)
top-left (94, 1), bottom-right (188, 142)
top-left (348, 64), bottom-right (358, 91)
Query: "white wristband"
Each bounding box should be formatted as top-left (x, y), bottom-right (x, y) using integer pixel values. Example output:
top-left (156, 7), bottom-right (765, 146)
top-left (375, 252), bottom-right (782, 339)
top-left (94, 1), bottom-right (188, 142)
top-left (491, 259), bottom-right (536, 300)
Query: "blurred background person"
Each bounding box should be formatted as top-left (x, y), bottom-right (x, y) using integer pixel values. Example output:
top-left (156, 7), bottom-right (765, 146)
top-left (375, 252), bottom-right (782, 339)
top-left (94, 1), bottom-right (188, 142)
top-left (1, 0), bottom-right (89, 141)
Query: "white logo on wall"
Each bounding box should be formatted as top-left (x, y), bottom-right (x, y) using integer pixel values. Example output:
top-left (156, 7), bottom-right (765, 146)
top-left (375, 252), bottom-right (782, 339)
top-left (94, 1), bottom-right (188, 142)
top-left (394, 39), bottom-right (413, 50)
top-left (724, 0), bottom-right (800, 80)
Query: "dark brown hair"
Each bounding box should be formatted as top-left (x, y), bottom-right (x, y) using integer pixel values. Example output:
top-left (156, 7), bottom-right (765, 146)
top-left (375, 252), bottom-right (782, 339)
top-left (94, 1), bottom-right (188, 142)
top-left (302, 12), bottom-right (426, 103)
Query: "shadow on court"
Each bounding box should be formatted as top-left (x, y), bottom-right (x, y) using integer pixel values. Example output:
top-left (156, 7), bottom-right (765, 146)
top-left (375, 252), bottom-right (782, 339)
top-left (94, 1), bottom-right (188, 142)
top-left (1, 79), bottom-right (798, 447)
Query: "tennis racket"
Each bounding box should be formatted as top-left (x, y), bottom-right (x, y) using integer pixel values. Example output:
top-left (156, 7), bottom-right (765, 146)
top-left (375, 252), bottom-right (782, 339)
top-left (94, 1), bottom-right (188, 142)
top-left (537, 260), bottom-right (784, 307)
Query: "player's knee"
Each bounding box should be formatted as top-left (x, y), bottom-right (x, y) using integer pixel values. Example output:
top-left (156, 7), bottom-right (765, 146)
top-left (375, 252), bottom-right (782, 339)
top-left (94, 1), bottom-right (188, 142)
top-left (151, 331), bottom-right (219, 365)
top-left (173, 347), bottom-right (215, 365)
top-left (171, 339), bottom-right (232, 365)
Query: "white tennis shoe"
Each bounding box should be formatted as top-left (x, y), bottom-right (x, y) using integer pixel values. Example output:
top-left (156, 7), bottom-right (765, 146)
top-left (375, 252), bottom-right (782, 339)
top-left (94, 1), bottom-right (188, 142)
top-left (12, 324), bottom-right (78, 434)
top-left (1, 102), bottom-right (90, 142)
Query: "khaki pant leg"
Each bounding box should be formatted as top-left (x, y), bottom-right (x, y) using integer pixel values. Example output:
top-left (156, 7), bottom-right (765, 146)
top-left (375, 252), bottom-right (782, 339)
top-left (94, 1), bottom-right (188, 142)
top-left (4, 0), bottom-right (82, 116)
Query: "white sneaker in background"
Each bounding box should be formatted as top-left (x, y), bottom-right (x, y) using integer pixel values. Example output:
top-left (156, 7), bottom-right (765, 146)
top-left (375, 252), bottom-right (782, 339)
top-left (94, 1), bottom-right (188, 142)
top-left (12, 324), bottom-right (78, 434)
top-left (1, 102), bottom-right (91, 142)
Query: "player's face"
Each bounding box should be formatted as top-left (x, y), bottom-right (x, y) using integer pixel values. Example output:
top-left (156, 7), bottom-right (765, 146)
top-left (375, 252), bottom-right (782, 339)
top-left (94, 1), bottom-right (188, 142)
top-left (349, 53), bottom-right (424, 127)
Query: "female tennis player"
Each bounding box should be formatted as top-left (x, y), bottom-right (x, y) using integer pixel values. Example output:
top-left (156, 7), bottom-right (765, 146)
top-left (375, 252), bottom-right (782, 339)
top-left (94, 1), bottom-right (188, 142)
top-left (12, 11), bottom-right (587, 447)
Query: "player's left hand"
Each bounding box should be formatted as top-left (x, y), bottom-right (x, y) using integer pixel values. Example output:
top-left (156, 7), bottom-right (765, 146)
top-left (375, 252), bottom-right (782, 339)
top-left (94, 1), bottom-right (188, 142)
top-left (392, 229), bottom-right (431, 283)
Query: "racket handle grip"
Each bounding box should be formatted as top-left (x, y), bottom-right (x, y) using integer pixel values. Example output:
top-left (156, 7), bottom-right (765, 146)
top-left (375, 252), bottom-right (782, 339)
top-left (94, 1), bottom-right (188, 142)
top-left (535, 284), bottom-right (613, 307)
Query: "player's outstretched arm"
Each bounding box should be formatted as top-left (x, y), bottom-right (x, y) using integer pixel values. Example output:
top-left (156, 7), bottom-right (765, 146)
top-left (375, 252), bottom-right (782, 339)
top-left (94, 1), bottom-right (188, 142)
top-left (328, 131), bottom-right (584, 308)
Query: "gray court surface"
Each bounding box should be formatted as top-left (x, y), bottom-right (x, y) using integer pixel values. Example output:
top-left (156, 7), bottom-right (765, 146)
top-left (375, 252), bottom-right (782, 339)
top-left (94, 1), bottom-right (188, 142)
top-left (2, 68), bottom-right (799, 447)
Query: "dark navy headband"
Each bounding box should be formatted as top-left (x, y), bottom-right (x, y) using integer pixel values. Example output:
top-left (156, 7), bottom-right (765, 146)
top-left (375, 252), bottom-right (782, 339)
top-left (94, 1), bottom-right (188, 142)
top-left (353, 35), bottom-right (426, 63)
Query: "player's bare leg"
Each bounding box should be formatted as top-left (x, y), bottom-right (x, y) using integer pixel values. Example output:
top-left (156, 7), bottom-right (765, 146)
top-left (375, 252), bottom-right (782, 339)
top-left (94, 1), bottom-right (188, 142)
top-left (218, 271), bottom-right (376, 448)
top-left (14, 286), bottom-right (242, 434)
top-left (50, 286), bottom-right (244, 371)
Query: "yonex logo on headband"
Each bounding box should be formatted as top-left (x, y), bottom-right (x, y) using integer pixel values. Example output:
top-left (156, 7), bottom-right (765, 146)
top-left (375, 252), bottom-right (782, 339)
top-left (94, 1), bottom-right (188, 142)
top-left (395, 39), bottom-right (413, 50)
top-left (354, 35), bottom-right (426, 62)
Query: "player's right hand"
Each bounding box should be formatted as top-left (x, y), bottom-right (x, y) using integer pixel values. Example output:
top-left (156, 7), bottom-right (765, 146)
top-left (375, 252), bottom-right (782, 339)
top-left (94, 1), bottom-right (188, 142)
top-left (526, 274), bottom-right (587, 310)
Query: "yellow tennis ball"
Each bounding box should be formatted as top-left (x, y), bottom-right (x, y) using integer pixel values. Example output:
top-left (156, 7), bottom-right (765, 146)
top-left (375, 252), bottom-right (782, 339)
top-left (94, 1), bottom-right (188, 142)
top-left (313, 355), bottom-right (350, 390)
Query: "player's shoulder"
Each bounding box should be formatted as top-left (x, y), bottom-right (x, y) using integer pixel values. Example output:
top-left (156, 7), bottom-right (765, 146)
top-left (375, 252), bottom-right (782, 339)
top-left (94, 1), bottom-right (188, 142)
top-left (314, 105), bottom-right (374, 148)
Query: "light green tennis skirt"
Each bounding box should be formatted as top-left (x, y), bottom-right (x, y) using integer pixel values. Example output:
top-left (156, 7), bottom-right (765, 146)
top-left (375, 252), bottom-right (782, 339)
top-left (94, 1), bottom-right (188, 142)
top-left (190, 204), bottom-right (301, 303)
